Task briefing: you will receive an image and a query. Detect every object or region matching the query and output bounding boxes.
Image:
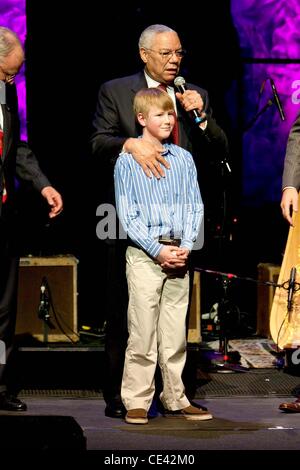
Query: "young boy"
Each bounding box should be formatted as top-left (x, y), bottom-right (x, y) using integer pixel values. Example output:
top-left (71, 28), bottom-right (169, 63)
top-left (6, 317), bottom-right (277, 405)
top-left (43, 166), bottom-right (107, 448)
top-left (114, 87), bottom-right (212, 424)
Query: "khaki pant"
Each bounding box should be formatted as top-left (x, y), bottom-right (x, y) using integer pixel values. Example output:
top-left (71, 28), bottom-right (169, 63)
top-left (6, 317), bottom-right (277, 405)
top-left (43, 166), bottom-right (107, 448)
top-left (121, 246), bottom-right (190, 411)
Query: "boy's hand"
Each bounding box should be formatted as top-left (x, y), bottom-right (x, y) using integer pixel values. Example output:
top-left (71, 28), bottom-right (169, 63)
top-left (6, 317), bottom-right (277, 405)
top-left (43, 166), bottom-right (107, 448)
top-left (157, 246), bottom-right (189, 271)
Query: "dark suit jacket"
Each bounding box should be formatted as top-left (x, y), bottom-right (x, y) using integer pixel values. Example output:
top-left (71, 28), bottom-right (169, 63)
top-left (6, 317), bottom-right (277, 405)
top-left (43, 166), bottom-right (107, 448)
top-left (90, 71), bottom-right (228, 167)
top-left (0, 84), bottom-right (50, 217)
top-left (282, 113), bottom-right (300, 190)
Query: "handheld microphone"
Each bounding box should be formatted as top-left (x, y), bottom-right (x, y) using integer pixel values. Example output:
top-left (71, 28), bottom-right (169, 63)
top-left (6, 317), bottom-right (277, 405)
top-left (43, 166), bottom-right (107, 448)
top-left (270, 78), bottom-right (285, 121)
top-left (174, 76), bottom-right (206, 124)
top-left (287, 266), bottom-right (296, 313)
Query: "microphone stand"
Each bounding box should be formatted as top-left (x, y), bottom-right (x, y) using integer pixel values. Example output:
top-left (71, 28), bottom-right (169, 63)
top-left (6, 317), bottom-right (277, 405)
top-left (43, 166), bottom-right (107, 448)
top-left (195, 266), bottom-right (299, 372)
top-left (43, 316), bottom-right (49, 344)
top-left (38, 278), bottom-right (55, 343)
top-left (243, 99), bottom-right (273, 132)
top-left (214, 275), bottom-right (248, 373)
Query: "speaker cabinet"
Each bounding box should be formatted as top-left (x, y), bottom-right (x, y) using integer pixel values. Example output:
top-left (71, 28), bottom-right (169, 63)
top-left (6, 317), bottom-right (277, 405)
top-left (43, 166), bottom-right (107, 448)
top-left (16, 255), bottom-right (78, 342)
top-left (0, 416), bottom-right (86, 449)
top-left (257, 262), bottom-right (280, 337)
top-left (188, 271), bottom-right (201, 343)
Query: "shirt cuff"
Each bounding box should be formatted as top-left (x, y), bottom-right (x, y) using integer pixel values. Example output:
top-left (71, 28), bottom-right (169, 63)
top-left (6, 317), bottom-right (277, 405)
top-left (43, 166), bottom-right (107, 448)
top-left (199, 120), bottom-right (208, 131)
top-left (147, 240), bottom-right (162, 258)
top-left (180, 240), bottom-right (193, 251)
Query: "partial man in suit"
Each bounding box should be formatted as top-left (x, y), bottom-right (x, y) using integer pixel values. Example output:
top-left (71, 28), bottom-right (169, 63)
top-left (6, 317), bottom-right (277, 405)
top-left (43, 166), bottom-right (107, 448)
top-left (0, 26), bottom-right (63, 411)
top-left (279, 113), bottom-right (300, 413)
top-left (91, 24), bottom-right (228, 418)
top-left (281, 113), bottom-right (300, 226)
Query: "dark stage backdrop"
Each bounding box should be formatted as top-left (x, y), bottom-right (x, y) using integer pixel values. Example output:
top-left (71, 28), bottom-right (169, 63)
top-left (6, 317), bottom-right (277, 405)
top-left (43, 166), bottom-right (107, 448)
top-left (22, 0), bottom-right (295, 328)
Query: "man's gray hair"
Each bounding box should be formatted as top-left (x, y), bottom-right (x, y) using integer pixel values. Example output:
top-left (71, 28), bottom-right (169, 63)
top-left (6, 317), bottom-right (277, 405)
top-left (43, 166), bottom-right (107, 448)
top-left (139, 24), bottom-right (176, 49)
top-left (0, 26), bottom-right (22, 61)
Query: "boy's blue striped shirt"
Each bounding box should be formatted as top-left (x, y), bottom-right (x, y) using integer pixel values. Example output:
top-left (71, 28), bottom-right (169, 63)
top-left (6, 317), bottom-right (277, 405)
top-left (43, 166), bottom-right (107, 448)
top-left (114, 143), bottom-right (203, 258)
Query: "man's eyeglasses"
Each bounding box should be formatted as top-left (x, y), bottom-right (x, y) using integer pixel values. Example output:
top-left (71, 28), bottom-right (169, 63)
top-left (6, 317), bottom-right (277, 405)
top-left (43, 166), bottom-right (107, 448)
top-left (145, 49), bottom-right (186, 60)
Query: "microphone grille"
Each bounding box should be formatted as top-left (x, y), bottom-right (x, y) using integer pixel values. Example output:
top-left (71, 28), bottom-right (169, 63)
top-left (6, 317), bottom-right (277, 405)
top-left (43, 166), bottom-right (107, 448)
top-left (174, 76), bottom-right (185, 87)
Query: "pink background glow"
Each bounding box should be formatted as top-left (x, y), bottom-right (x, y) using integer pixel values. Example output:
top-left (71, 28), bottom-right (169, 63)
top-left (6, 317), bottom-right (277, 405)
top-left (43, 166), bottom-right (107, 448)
top-left (231, 0), bottom-right (300, 203)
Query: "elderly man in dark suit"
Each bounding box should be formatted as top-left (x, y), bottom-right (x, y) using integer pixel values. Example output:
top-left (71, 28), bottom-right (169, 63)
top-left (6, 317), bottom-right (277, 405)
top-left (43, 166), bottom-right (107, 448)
top-left (0, 26), bottom-right (63, 411)
top-left (91, 24), bottom-right (228, 418)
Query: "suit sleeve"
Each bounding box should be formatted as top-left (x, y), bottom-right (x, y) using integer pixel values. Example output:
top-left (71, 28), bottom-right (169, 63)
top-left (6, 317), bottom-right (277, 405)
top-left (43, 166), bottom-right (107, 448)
top-left (199, 88), bottom-right (229, 151)
top-left (90, 82), bottom-right (128, 165)
top-left (16, 142), bottom-right (51, 192)
top-left (282, 113), bottom-right (300, 190)
top-left (184, 84), bottom-right (229, 165)
top-left (7, 84), bottom-right (51, 192)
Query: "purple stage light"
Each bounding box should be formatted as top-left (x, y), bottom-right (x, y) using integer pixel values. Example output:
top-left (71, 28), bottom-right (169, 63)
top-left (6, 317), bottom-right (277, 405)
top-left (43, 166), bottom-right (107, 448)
top-left (231, 0), bottom-right (300, 204)
top-left (0, 0), bottom-right (26, 139)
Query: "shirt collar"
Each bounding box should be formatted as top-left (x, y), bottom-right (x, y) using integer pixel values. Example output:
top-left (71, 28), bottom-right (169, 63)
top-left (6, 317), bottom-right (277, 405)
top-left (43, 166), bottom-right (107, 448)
top-left (161, 142), bottom-right (176, 157)
top-left (138, 135), bottom-right (175, 155)
top-left (136, 136), bottom-right (175, 158)
top-left (144, 70), bottom-right (174, 93)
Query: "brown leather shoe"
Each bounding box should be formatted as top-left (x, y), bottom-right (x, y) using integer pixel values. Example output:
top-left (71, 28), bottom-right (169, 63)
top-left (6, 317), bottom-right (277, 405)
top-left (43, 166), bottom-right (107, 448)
top-left (180, 405), bottom-right (213, 421)
top-left (164, 405), bottom-right (213, 421)
top-left (125, 408), bottom-right (148, 424)
top-left (279, 398), bottom-right (300, 413)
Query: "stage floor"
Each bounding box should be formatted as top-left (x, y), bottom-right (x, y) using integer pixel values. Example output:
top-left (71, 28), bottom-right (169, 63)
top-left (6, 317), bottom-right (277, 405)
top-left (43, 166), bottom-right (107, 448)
top-left (1, 394), bottom-right (300, 453)
top-left (3, 340), bottom-right (300, 455)
top-left (1, 367), bottom-right (300, 454)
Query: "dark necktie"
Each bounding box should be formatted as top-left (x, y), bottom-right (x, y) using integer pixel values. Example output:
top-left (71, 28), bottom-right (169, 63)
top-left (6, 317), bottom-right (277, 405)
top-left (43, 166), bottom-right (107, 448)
top-left (0, 128), bottom-right (7, 203)
top-left (157, 84), bottom-right (179, 145)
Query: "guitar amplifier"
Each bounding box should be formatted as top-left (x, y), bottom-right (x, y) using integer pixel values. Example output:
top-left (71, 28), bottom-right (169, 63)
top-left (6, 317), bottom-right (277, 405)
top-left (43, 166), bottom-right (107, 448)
top-left (16, 255), bottom-right (78, 342)
top-left (257, 262), bottom-right (280, 338)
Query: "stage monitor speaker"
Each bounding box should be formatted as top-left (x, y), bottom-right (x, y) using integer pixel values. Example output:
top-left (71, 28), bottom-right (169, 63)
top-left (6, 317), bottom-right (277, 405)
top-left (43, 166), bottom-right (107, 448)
top-left (188, 271), bottom-right (201, 343)
top-left (16, 255), bottom-right (78, 342)
top-left (257, 262), bottom-right (280, 338)
top-left (0, 415), bottom-right (86, 449)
